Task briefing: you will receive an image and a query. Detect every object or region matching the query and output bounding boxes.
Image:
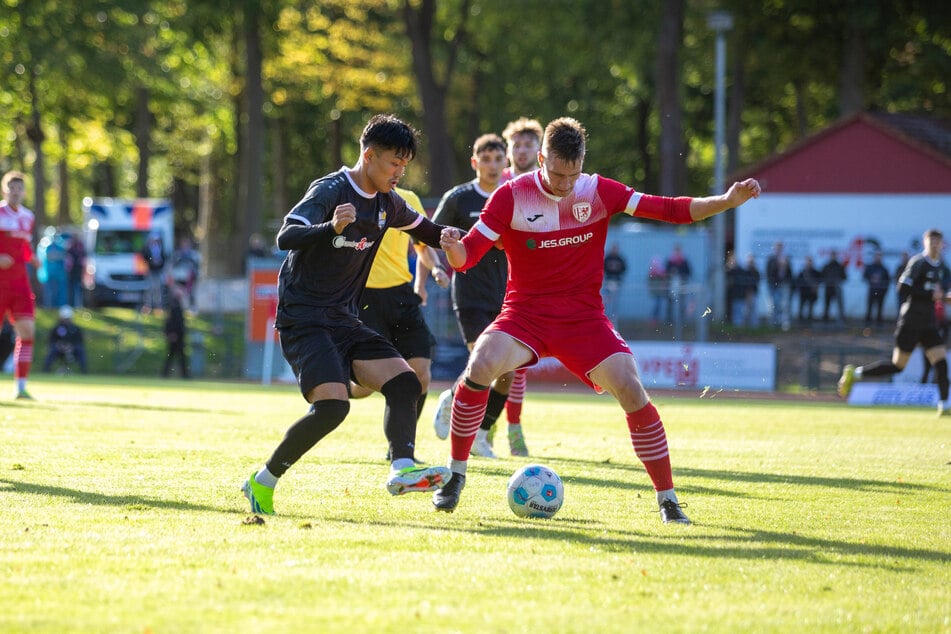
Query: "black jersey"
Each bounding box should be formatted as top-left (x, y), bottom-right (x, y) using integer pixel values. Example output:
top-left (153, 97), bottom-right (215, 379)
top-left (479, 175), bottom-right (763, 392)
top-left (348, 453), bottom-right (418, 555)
top-left (276, 168), bottom-right (441, 328)
top-left (897, 253), bottom-right (951, 328)
top-left (432, 180), bottom-right (507, 312)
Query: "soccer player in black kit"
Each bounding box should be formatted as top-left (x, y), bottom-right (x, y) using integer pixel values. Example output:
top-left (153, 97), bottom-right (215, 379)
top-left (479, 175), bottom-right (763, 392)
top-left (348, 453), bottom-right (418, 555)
top-left (430, 133), bottom-right (513, 458)
top-left (838, 228), bottom-right (951, 415)
top-left (242, 114), bottom-right (453, 515)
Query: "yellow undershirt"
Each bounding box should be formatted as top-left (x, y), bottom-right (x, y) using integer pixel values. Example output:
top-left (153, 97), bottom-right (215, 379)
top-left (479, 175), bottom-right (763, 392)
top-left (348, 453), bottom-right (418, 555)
top-left (365, 187), bottom-right (425, 289)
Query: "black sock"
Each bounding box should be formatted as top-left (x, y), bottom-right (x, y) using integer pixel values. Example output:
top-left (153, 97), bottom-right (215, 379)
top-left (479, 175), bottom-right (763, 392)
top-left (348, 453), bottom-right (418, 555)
top-left (415, 391), bottom-right (428, 423)
top-left (861, 361), bottom-right (901, 377)
top-left (935, 359), bottom-right (949, 401)
top-left (380, 371), bottom-right (422, 462)
top-left (266, 400), bottom-right (350, 478)
top-left (479, 387), bottom-right (509, 431)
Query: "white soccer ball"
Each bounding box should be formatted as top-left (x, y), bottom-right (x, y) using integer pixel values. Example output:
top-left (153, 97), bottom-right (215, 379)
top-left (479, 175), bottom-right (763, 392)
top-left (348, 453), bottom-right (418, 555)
top-left (506, 463), bottom-right (564, 519)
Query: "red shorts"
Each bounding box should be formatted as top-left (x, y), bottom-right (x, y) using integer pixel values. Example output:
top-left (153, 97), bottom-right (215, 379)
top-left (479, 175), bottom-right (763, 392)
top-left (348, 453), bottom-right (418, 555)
top-left (0, 277), bottom-right (36, 322)
top-left (484, 303), bottom-right (630, 391)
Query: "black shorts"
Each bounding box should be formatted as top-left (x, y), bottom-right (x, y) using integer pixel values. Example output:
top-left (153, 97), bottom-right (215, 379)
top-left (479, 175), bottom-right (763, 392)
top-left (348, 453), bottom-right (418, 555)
top-left (454, 307), bottom-right (499, 345)
top-left (895, 322), bottom-right (945, 352)
top-left (279, 317), bottom-right (401, 398)
top-left (359, 283), bottom-right (435, 360)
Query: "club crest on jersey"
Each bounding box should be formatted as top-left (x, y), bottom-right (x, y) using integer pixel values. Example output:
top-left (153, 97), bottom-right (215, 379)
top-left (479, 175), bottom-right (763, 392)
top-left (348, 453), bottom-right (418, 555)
top-left (378, 210), bottom-right (387, 229)
top-left (572, 202), bottom-right (592, 223)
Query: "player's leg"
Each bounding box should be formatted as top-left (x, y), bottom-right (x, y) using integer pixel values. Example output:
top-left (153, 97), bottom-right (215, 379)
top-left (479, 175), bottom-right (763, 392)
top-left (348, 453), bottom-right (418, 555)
top-left (243, 326), bottom-right (352, 515)
top-left (505, 367), bottom-right (529, 456)
top-left (12, 314), bottom-right (35, 399)
top-left (922, 337), bottom-right (950, 415)
top-left (354, 352), bottom-right (450, 495)
top-left (839, 323), bottom-right (915, 397)
top-left (590, 352), bottom-right (690, 525)
top-left (434, 330), bottom-right (532, 512)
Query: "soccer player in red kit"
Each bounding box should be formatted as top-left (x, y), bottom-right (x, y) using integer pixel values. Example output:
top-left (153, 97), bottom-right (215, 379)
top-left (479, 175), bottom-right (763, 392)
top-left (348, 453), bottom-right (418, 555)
top-left (0, 171), bottom-right (37, 400)
top-left (434, 117), bottom-right (762, 523)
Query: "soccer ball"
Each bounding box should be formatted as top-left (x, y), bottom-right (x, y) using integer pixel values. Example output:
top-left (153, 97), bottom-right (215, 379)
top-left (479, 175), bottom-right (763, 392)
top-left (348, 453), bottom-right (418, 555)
top-left (506, 464), bottom-right (564, 519)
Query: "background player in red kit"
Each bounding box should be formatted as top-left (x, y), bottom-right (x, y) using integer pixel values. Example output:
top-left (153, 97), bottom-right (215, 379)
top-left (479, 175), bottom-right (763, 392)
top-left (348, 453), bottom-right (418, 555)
top-left (434, 117), bottom-right (762, 523)
top-left (0, 171), bottom-right (37, 400)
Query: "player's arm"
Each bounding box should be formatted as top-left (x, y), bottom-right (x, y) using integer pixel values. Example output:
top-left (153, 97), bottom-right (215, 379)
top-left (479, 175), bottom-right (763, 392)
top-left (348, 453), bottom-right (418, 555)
top-left (414, 244), bottom-right (449, 288)
top-left (276, 199), bottom-right (350, 250)
top-left (688, 179), bottom-right (762, 220)
top-left (441, 221), bottom-right (496, 272)
top-left (628, 178), bottom-right (761, 224)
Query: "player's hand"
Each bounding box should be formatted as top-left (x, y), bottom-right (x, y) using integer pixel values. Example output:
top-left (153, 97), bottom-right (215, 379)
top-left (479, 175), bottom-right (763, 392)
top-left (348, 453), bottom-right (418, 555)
top-left (726, 178), bottom-right (762, 207)
top-left (439, 227), bottom-right (462, 249)
top-left (0, 254), bottom-right (13, 269)
top-left (332, 203), bottom-right (357, 234)
top-left (432, 267), bottom-right (450, 288)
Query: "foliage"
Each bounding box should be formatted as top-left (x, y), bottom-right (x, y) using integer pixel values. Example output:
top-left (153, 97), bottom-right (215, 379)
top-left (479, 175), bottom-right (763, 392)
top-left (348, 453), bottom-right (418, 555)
top-left (1, 385), bottom-right (949, 632)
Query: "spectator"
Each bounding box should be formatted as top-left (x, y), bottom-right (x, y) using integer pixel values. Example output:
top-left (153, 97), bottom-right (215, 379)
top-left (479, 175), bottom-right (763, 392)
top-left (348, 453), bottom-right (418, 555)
top-left (765, 242), bottom-right (793, 330)
top-left (37, 228), bottom-right (68, 308)
top-left (602, 243), bottom-right (627, 324)
top-left (863, 251), bottom-right (890, 326)
top-left (665, 244), bottom-right (691, 325)
top-left (65, 234), bottom-right (86, 307)
top-left (42, 305), bottom-right (87, 374)
top-left (647, 255), bottom-right (667, 325)
top-left (725, 252), bottom-right (745, 327)
top-left (739, 253), bottom-right (761, 327)
top-left (795, 255), bottom-right (821, 323)
top-left (140, 233), bottom-right (167, 313)
top-left (821, 249), bottom-right (847, 324)
top-left (172, 236), bottom-right (201, 310)
top-left (162, 285), bottom-right (190, 379)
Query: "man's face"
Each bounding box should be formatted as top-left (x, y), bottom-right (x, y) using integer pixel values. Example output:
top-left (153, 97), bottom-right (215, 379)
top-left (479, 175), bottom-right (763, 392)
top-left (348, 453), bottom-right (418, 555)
top-left (365, 147), bottom-right (411, 194)
top-left (925, 234), bottom-right (944, 258)
top-left (508, 132), bottom-right (540, 174)
top-left (472, 148), bottom-right (506, 186)
top-left (3, 180), bottom-right (25, 207)
top-left (539, 153), bottom-right (582, 198)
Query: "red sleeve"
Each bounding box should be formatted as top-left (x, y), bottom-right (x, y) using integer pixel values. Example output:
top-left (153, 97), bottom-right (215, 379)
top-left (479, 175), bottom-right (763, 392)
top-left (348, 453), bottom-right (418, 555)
top-left (633, 194), bottom-right (693, 224)
top-left (455, 226), bottom-right (497, 272)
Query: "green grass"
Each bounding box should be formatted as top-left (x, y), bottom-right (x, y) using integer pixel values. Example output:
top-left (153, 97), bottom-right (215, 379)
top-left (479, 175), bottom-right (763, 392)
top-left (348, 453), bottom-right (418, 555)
top-left (1, 376), bottom-right (949, 633)
top-left (32, 306), bottom-right (245, 378)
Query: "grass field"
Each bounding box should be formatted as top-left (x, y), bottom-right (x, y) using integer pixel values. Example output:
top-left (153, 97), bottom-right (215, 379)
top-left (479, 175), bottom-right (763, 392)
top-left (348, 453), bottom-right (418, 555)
top-left (2, 376), bottom-right (949, 633)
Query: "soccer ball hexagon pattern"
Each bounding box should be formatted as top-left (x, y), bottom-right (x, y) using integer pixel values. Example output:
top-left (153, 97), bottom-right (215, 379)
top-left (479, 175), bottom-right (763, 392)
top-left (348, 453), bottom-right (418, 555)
top-left (506, 463), bottom-right (564, 519)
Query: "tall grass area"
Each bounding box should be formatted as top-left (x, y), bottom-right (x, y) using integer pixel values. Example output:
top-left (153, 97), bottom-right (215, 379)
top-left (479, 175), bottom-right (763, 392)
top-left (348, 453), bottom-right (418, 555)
top-left (2, 376), bottom-right (948, 633)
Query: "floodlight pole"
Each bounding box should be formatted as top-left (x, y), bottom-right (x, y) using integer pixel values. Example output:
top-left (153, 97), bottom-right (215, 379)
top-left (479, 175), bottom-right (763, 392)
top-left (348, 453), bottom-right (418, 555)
top-left (707, 10), bottom-right (733, 323)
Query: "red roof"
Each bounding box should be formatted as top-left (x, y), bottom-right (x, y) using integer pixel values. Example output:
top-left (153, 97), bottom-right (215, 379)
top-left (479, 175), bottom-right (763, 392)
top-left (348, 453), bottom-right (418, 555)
top-left (731, 112), bottom-right (951, 193)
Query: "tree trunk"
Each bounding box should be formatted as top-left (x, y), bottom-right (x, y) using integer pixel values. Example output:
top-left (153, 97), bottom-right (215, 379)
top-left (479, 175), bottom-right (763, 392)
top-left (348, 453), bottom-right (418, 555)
top-left (135, 85), bottom-right (152, 198)
top-left (240, 1), bottom-right (266, 272)
top-left (57, 133), bottom-right (70, 226)
top-left (838, 20), bottom-right (865, 116)
top-left (403, 0), bottom-right (467, 196)
top-left (26, 69), bottom-right (46, 236)
top-left (655, 0), bottom-right (684, 196)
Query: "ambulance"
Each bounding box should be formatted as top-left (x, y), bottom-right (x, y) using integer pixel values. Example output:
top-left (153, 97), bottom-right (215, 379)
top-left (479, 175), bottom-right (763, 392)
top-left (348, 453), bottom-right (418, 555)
top-left (81, 197), bottom-right (174, 306)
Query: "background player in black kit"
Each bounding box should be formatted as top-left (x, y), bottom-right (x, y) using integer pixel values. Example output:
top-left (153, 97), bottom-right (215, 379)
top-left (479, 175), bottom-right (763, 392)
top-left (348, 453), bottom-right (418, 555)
top-left (242, 114), bottom-right (453, 515)
top-left (430, 133), bottom-right (512, 458)
top-left (838, 228), bottom-right (951, 415)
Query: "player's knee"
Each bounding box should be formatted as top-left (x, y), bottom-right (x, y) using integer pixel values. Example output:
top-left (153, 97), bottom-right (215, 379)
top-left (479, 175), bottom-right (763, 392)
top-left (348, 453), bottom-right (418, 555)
top-left (380, 371), bottom-right (421, 402)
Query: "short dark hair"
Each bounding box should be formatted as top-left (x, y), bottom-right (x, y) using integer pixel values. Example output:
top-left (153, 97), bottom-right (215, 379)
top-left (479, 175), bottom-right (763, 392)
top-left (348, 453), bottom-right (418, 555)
top-left (472, 133), bottom-right (506, 157)
top-left (543, 117), bottom-right (586, 164)
top-left (1, 170), bottom-right (26, 191)
top-left (925, 228), bottom-right (943, 240)
top-left (360, 114), bottom-right (418, 160)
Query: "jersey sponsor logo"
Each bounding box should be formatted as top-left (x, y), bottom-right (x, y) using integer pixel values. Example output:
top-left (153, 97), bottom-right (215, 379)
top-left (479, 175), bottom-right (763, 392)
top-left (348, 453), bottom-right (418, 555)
top-left (332, 235), bottom-right (375, 251)
top-left (525, 231), bottom-right (594, 250)
top-left (572, 202), bottom-right (592, 223)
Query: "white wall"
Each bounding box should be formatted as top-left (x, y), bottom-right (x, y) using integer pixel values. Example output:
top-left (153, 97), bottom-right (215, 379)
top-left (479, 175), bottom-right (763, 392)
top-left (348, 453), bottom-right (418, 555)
top-left (735, 193), bottom-right (951, 320)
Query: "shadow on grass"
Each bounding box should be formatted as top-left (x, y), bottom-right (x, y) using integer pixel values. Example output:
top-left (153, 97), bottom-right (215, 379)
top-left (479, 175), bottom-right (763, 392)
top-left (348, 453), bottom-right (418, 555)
top-left (0, 478), bottom-right (224, 513)
top-left (5, 398), bottom-right (242, 415)
top-left (324, 512), bottom-right (946, 572)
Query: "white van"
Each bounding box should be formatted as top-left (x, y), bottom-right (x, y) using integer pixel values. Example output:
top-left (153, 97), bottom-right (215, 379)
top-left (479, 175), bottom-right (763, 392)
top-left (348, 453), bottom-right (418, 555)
top-left (81, 198), bottom-right (174, 307)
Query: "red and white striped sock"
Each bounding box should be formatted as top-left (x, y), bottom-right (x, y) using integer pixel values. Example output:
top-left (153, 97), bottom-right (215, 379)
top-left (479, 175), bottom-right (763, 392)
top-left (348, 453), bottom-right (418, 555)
top-left (449, 381), bottom-right (490, 461)
top-left (14, 337), bottom-right (33, 383)
top-left (626, 402), bottom-right (674, 492)
top-left (505, 368), bottom-right (527, 424)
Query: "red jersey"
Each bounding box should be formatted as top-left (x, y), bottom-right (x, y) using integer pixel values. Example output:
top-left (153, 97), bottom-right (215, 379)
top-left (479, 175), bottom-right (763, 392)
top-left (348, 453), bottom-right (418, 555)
top-left (459, 171), bottom-right (692, 317)
top-left (0, 200), bottom-right (34, 282)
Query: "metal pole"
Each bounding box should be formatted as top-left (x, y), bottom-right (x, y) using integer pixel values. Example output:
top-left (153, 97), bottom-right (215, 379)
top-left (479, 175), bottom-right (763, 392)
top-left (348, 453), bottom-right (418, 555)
top-left (707, 11), bottom-right (733, 323)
